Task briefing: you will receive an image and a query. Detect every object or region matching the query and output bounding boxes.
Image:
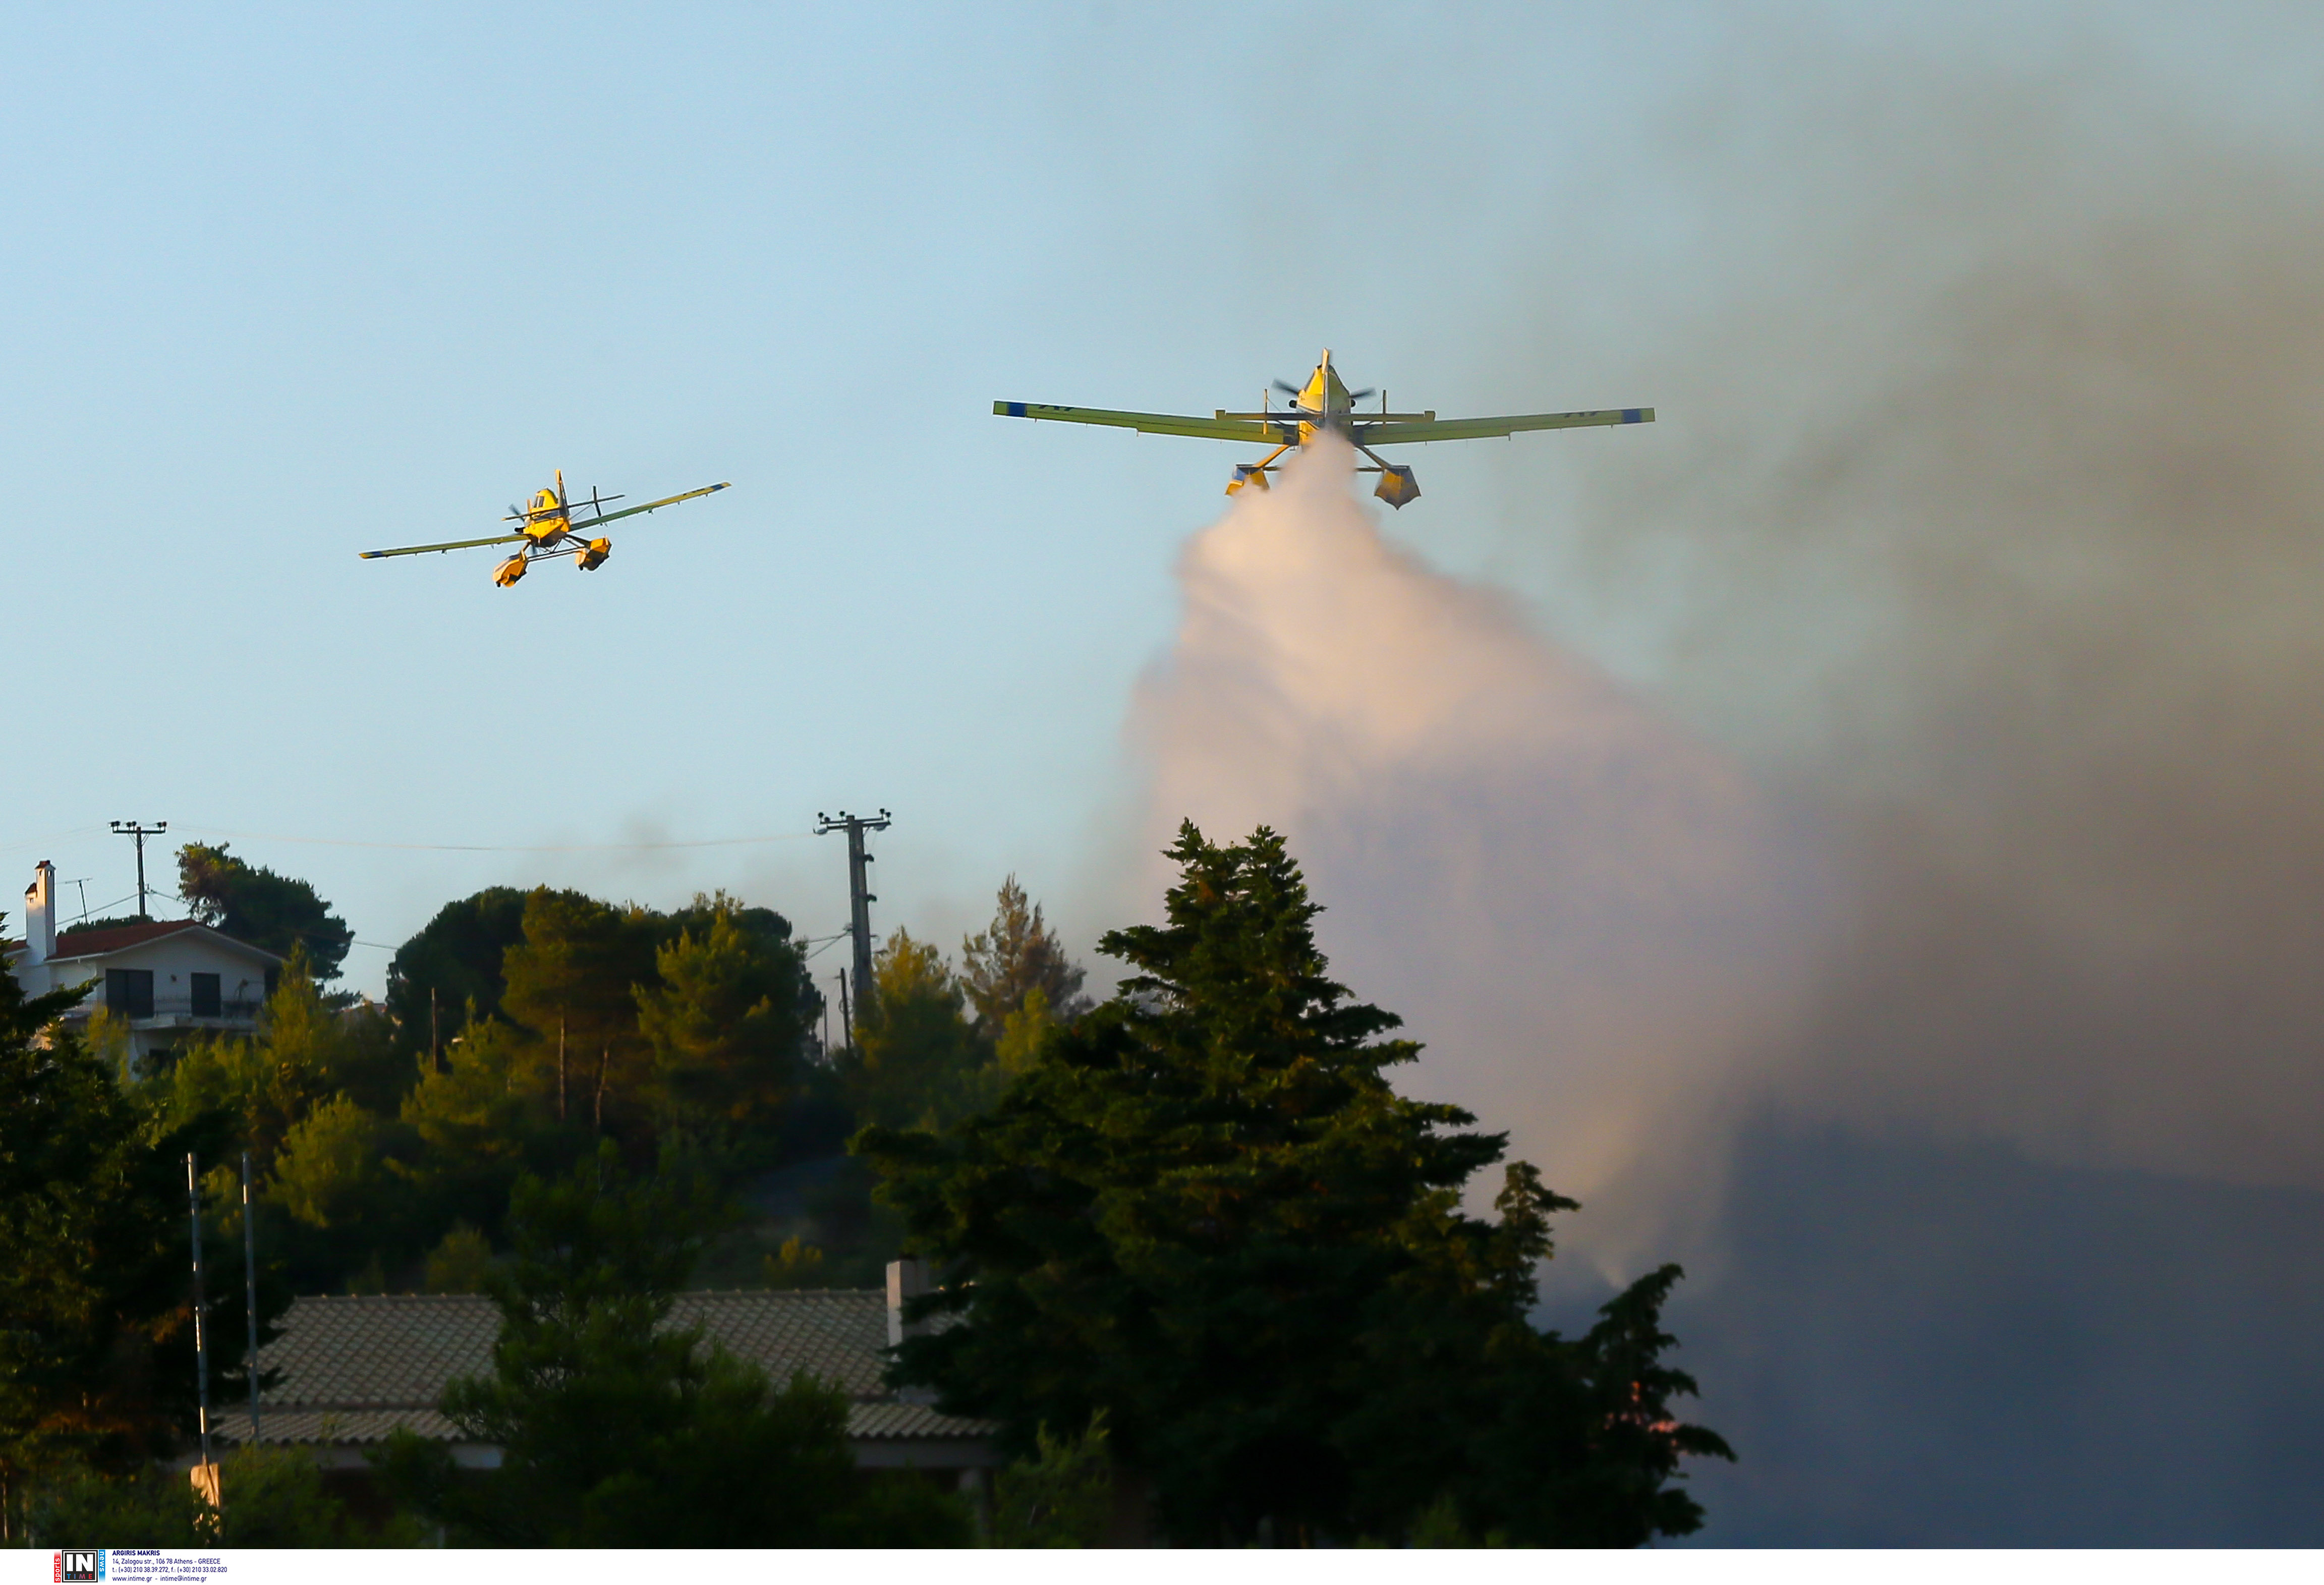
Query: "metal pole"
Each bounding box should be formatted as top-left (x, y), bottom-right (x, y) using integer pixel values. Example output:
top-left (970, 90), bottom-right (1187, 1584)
top-left (111, 821), bottom-right (167, 921)
top-left (186, 1152), bottom-right (212, 1474)
top-left (845, 821), bottom-right (875, 1021)
top-left (241, 1152), bottom-right (259, 1443)
top-left (815, 809), bottom-right (891, 1029)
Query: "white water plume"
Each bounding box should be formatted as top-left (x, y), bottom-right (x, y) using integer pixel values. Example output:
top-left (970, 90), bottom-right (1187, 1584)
top-left (1127, 436), bottom-right (1828, 1253)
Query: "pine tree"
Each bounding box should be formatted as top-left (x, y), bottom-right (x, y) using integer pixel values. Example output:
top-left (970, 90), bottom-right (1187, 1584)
top-left (634, 893), bottom-right (817, 1138)
top-left (377, 1144), bottom-right (966, 1546)
top-left (498, 889), bottom-right (659, 1133)
top-left (0, 936), bottom-right (237, 1518)
top-left (960, 876), bottom-right (1088, 1035)
top-left (383, 887), bottom-right (530, 1058)
top-left (859, 822), bottom-right (1729, 1545)
top-left (176, 843), bottom-right (354, 981)
top-left (841, 929), bottom-right (987, 1130)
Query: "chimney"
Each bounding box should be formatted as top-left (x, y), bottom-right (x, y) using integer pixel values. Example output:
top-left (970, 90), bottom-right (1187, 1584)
top-left (885, 1257), bottom-right (938, 1405)
top-left (23, 860), bottom-right (55, 967)
top-left (885, 1257), bottom-right (929, 1350)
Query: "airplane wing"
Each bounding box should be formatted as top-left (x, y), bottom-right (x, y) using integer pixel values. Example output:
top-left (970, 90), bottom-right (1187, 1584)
top-left (994, 402), bottom-right (1289, 443)
top-left (1356, 407), bottom-right (1655, 445)
top-left (569, 481), bottom-right (729, 529)
top-left (360, 482), bottom-right (730, 558)
top-left (359, 532), bottom-right (526, 559)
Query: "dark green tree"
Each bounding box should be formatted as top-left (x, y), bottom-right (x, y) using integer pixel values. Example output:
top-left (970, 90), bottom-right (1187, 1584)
top-left (376, 1143), bottom-right (966, 1546)
top-left (990, 1410), bottom-right (1114, 1547)
top-left (383, 887), bottom-right (530, 1060)
top-left (26, 1444), bottom-right (408, 1546)
top-left (177, 843), bottom-right (354, 981)
top-left (384, 1016), bottom-right (569, 1278)
top-left (498, 889), bottom-right (660, 1135)
top-left (858, 823), bottom-right (1730, 1546)
top-left (0, 938), bottom-right (260, 1519)
top-left (159, 949), bottom-right (378, 1162)
top-left (55, 916), bottom-right (150, 939)
top-left (960, 877), bottom-right (1089, 1036)
top-left (841, 929), bottom-right (989, 1130)
top-left (634, 892), bottom-right (819, 1139)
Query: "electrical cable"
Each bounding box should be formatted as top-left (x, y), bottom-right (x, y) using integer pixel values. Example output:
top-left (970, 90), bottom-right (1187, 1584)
top-left (0, 825), bottom-right (109, 857)
top-left (169, 823), bottom-right (820, 854)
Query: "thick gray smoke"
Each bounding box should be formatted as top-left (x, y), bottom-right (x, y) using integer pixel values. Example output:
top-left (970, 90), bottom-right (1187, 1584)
top-left (1538, 96), bottom-right (2324, 1200)
top-left (1123, 58), bottom-right (2324, 1533)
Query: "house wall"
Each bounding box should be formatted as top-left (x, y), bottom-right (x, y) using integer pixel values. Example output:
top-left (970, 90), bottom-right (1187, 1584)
top-left (23, 933), bottom-right (278, 1059)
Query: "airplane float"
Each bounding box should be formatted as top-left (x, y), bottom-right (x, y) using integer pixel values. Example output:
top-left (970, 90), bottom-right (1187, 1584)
top-left (995, 351), bottom-right (1652, 507)
top-left (359, 472), bottom-right (729, 586)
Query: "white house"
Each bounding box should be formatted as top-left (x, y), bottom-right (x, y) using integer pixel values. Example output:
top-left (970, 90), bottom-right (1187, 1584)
top-left (7, 859), bottom-right (282, 1062)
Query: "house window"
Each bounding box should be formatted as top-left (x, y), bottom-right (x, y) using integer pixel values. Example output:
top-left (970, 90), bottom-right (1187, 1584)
top-left (190, 973), bottom-right (221, 1018)
top-left (105, 969), bottom-right (154, 1020)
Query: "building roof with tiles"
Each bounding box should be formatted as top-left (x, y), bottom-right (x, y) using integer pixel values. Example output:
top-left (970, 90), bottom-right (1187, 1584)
top-left (219, 1289), bottom-right (992, 1462)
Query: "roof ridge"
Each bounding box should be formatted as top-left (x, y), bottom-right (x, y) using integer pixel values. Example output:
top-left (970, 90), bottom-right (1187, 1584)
top-left (289, 1287), bottom-right (883, 1301)
top-left (678, 1287), bottom-right (881, 1296)
top-left (293, 1291), bottom-right (494, 1301)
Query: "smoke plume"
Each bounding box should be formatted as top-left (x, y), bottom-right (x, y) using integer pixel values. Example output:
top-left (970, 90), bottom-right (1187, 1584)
top-left (1121, 55), bottom-right (2324, 1526)
top-left (1131, 437), bottom-right (1826, 1237)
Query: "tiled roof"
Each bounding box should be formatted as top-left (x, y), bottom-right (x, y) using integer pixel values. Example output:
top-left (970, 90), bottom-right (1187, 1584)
top-left (43, 918), bottom-right (282, 964)
top-left (214, 1402), bottom-right (990, 1447)
top-left (217, 1408), bottom-right (465, 1446)
top-left (237, 1290), bottom-right (990, 1448)
top-left (847, 1401), bottom-right (991, 1440)
top-left (50, 920), bottom-right (205, 958)
top-left (668, 1289), bottom-right (890, 1397)
top-left (260, 1294), bottom-right (499, 1409)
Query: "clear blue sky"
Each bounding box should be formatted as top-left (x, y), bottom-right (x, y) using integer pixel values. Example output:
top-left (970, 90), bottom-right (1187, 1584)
top-left (2, 3), bottom-right (2307, 992)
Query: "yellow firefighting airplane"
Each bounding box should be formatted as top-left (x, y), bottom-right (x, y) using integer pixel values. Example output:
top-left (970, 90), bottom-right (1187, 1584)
top-left (358, 472), bottom-right (729, 586)
top-left (995, 351), bottom-right (1652, 508)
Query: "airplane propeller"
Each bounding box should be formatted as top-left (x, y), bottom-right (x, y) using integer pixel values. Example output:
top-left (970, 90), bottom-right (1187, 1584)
top-left (1274, 376), bottom-right (1375, 408)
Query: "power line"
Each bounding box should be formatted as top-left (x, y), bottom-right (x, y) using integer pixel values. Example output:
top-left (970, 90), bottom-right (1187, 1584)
top-left (71, 891), bottom-right (148, 924)
top-left (0, 825), bottom-right (107, 857)
top-left (169, 823), bottom-right (820, 854)
top-left (799, 927), bottom-right (854, 961)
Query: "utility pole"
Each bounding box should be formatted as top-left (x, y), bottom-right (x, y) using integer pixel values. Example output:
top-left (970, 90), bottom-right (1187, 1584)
top-left (241, 1152), bottom-right (260, 1444)
top-left (815, 809), bottom-right (890, 1034)
top-left (186, 1152), bottom-right (214, 1486)
top-left (110, 820), bottom-right (167, 920)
